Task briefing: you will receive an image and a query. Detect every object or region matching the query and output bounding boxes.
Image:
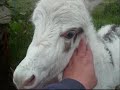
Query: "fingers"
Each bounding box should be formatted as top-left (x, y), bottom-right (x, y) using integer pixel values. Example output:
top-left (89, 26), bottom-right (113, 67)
top-left (86, 44), bottom-right (93, 58)
top-left (77, 38), bottom-right (87, 56)
top-left (71, 48), bottom-right (78, 58)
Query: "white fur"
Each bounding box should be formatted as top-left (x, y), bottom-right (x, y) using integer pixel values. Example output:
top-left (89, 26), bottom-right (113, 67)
top-left (13, 0), bottom-right (120, 89)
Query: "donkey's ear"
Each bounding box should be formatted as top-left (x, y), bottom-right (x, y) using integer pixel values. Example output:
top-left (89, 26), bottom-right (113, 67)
top-left (83, 0), bottom-right (103, 12)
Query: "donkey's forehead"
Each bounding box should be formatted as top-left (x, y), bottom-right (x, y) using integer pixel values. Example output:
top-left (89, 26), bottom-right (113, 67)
top-left (32, 0), bottom-right (87, 28)
top-left (38, 0), bottom-right (85, 11)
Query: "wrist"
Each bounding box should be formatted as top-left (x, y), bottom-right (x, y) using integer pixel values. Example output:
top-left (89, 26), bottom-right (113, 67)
top-left (62, 78), bottom-right (86, 89)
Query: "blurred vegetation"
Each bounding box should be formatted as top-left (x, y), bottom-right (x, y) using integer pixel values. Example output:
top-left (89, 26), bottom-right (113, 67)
top-left (8, 0), bottom-right (120, 69)
top-left (8, 0), bottom-right (38, 68)
top-left (93, 0), bottom-right (120, 29)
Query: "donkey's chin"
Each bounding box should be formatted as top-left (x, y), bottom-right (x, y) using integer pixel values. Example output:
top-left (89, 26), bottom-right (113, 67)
top-left (22, 82), bottom-right (43, 89)
top-left (33, 76), bottom-right (59, 89)
top-left (16, 78), bottom-right (43, 89)
top-left (30, 80), bottom-right (51, 89)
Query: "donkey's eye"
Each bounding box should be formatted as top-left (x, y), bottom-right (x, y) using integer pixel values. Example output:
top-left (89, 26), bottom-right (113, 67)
top-left (65, 31), bottom-right (76, 39)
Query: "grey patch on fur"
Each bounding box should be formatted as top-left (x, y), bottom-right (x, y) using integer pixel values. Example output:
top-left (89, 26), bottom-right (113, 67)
top-left (101, 37), bottom-right (114, 66)
top-left (105, 46), bottom-right (114, 66)
top-left (64, 42), bottom-right (71, 52)
top-left (64, 27), bottom-right (84, 52)
top-left (103, 25), bottom-right (120, 42)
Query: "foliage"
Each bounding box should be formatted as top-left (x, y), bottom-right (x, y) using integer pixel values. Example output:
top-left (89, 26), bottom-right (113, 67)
top-left (9, 19), bottom-right (34, 68)
top-left (8, 0), bottom-right (38, 15)
top-left (92, 0), bottom-right (120, 29)
top-left (8, 0), bottom-right (35, 68)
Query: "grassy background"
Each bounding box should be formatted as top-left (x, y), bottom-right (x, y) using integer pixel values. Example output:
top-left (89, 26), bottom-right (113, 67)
top-left (93, 0), bottom-right (120, 29)
top-left (9, 0), bottom-right (120, 69)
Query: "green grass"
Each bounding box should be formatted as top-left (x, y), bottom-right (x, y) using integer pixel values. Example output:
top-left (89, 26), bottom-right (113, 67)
top-left (92, 1), bottom-right (120, 29)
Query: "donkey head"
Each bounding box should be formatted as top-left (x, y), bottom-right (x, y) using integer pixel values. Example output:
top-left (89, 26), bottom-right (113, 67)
top-left (13, 0), bottom-right (102, 89)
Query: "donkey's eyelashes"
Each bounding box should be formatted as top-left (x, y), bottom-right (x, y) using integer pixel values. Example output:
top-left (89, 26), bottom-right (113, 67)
top-left (78, 27), bottom-right (84, 34)
top-left (60, 27), bottom-right (84, 40)
top-left (64, 30), bottom-right (76, 39)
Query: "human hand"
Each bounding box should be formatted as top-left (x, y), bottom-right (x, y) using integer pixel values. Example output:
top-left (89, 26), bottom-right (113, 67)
top-left (63, 38), bottom-right (97, 89)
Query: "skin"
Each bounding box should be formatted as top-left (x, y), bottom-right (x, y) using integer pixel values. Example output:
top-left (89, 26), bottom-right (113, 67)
top-left (63, 38), bottom-right (97, 89)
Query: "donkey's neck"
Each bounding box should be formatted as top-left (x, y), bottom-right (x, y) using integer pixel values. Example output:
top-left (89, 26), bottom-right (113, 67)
top-left (85, 24), bottom-right (110, 63)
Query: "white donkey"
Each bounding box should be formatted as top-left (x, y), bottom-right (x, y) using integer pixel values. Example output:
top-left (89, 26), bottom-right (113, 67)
top-left (13, 0), bottom-right (120, 89)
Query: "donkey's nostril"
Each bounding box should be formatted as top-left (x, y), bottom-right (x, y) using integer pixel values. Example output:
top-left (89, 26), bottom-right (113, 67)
top-left (23, 75), bottom-right (36, 86)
